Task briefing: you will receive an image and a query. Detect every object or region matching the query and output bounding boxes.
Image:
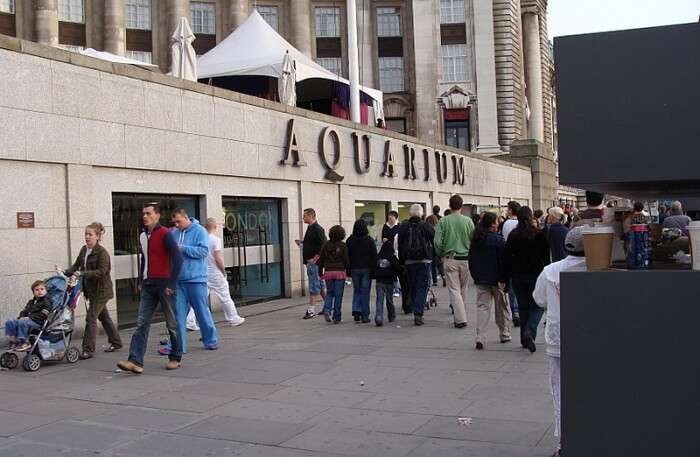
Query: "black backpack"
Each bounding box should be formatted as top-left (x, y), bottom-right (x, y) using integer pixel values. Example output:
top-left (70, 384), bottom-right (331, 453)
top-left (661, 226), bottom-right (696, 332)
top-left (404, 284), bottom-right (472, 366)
top-left (405, 221), bottom-right (431, 261)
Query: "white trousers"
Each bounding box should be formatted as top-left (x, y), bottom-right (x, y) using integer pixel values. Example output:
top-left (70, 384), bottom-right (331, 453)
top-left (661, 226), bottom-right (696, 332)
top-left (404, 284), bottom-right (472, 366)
top-left (186, 271), bottom-right (241, 328)
top-left (549, 355), bottom-right (561, 438)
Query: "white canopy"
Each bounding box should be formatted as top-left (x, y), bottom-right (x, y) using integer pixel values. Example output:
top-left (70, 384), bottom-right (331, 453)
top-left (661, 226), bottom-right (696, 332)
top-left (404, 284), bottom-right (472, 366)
top-left (197, 10), bottom-right (383, 106)
top-left (169, 17), bottom-right (197, 81)
top-left (78, 48), bottom-right (158, 68)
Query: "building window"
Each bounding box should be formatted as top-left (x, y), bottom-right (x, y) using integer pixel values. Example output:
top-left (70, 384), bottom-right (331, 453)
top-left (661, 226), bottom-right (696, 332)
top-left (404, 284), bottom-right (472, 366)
top-left (317, 57), bottom-right (341, 76)
top-left (315, 7), bottom-right (340, 37)
top-left (440, 0), bottom-right (465, 24)
top-left (0, 0), bottom-right (14, 14)
top-left (379, 57), bottom-right (404, 93)
top-left (58, 0), bottom-right (84, 23)
top-left (256, 5), bottom-right (279, 31)
top-left (377, 7), bottom-right (401, 37)
top-left (386, 117), bottom-right (406, 134)
top-left (444, 109), bottom-right (470, 151)
top-left (126, 50), bottom-right (152, 64)
top-left (126, 0), bottom-right (151, 30)
top-left (191, 2), bottom-right (215, 34)
top-left (442, 44), bottom-right (468, 82)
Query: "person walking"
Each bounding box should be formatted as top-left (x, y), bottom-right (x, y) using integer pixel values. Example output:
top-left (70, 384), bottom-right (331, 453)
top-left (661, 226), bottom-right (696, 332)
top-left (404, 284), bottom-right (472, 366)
top-left (545, 207), bottom-right (569, 262)
top-left (381, 210), bottom-right (401, 298)
top-left (170, 208), bottom-right (219, 353)
top-left (346, 219), bottom-right (377, 323)
top-left (296, 208), bottom-right (327, 319)
top-left (63, 222), bottom-right (122, 359)
top-left (398, 204), bottom-right (434, 326)
top-left (533, 227), bottom-right (587, 457)
top-left (317, 225), bottom-right (350, 323)
top-left (503, 206), bottom-right (550, 353)
top-left (468, 212), bottom-right (512, 349)
top-left (500, 201), bottom-right (521, 327)
top-left (204, 218), bottom-right (245, 327)
top-left (118, 203), bottom-right (183, 373)
top-left (434, 195), bottom-right (474, 329)
top-left (426, 215), bottom-right (446, 287)
top-left (373, 239), bottom-right (401, 326)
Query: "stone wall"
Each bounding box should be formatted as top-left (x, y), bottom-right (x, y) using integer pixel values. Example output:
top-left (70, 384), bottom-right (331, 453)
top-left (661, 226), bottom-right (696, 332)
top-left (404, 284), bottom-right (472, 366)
top-left (0, 36), bottom-right (531, 327)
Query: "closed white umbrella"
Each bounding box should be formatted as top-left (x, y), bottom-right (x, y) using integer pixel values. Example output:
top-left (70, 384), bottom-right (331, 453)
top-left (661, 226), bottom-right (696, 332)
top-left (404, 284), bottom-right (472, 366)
top-left (278, 50), bottom-right (296, 106)
top-left (170, 17), bottom-right (197, 81)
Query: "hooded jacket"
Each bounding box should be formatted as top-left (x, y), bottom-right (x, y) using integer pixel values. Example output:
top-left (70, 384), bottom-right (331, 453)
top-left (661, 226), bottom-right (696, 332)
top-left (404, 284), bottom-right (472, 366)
top-left (372, 241), bottom-right (402, 284)
top-left (171, 218), bottom-right (209, 283)
top-left (468, 232), bottom-right (506, 287)
top-left (533, 255), bottom-right (587, 357)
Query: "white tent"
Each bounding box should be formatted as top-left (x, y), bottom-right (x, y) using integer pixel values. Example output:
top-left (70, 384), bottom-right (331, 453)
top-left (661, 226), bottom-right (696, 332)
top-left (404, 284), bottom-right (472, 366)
top-left (169, 17), bottom-right (197, 81)
top-left (197, 10), bottom-right (383, 119)
top-left (78, 48), bottom-right (158, 68)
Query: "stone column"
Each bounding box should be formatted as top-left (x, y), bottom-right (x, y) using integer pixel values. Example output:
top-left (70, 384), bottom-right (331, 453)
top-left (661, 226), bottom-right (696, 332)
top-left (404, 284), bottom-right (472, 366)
top-left (290, 0), bottom-right (312, 57)
top-left (357, 0), bottom-right (374, 87)
top-left (103, 0), bottom-right (125, 55)
top-left (508, 139), bottom-right (557, 211)
top-left (522, 7), bottom-right (544, 142)
top-left (33, 0), bottom-right (59, 46)
top-left (228, 0), bottom-right (247, 32)
top-left (472, 0), bottom-right (501, 154)
top-left (411, 0), bottom-right (439, 145)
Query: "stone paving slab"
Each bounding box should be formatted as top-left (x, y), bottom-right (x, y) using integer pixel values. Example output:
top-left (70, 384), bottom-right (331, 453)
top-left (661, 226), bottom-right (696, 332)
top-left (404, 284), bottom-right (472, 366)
top-left (110, 431), bottom-right (246, 457)
top-left (122, 390), bottom-right (235, 413)
top-left (355, 392), bottom-right (474, 416)
top-left (405, 437), bottom-right (552, 457)
top-left (308, 406), bottom-right (435, 434)
top-left (17, 420), bottom-right (144, 451)
top-left (414, 415), bottom-right (550, 447)
top-left (89, 405), bottom-right (203, 432)
top-left (173, 379), bottom-right (284, 399)
top-left (0, 411), bottom-right (57, 437)
top-left (264, 386), bottom-right (376, 408)
top-left (177, 415), bottom-right (314, 446)
top-left (0, 441), bottom-right (107, 457)
top-left (210, 398), bottom-right (329, 423)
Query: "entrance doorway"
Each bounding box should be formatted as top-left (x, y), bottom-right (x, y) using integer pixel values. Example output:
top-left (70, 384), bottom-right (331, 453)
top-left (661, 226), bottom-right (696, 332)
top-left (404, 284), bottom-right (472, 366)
top-left (112, 193), bottom-right (201, 328)
top-left (354, 201), bottom-right (390, 244)
top-left (222, 197), bottom-right (284, 305)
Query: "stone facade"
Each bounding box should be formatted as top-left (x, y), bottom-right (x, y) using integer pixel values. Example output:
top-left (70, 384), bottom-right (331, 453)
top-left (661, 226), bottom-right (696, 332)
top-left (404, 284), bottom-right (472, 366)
top-left (3, 0), bottom-right (555, 158)
top-left (0, 38), bottom-right (531, 328)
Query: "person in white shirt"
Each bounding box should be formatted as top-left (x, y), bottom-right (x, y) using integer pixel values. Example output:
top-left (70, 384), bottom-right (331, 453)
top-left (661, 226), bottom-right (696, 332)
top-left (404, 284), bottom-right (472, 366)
top-left (187, 218), bottom-right (245, 329)
top-left (501, 201), bottom-right (521, 327)
top-left (533, 226), bottom-right (587, 457)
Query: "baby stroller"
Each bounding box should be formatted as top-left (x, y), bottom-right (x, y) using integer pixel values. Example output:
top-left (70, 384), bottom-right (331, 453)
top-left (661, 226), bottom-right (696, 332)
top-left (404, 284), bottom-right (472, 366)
top-left (0, 274), bottom-right (81, 371)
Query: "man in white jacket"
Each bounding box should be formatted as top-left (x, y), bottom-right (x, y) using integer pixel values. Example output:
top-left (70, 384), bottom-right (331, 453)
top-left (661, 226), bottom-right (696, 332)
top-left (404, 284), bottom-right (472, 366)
top-left (533, 227), bottom-right (587, 457)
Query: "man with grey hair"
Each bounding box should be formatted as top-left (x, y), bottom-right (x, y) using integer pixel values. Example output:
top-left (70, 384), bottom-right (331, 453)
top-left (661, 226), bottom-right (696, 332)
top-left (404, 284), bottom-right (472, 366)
top-left (397, 203), bottom-right (435, 326)
top-left (662, 201), bottom-right (692, 235)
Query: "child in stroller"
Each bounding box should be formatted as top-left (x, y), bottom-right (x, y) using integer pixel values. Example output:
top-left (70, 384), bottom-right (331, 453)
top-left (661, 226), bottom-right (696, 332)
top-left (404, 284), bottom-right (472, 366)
top-left (1, 274), bottom-right (81, 371)
top-left (4, 280), bottom-right (51, 351)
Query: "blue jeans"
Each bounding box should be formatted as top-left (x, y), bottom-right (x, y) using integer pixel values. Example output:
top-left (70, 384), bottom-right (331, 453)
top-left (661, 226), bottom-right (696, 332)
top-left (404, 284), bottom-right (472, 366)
top-left (508, 280), bottom-right (520, 318)
top-left (511, 277), bottom-right (544, 344)
top-left (351, 269), bottom-right (371, 320)
top-left (128, 284), bottom-right (182, 365)
top-left (323, 279), bottom-right (346, 322)
top-left (176, 282), bottom-right (218, 352)
top-left (375, 282), bottom-right (395, 323)
top-left (5, 318), bottom-right (41, 341)
top-left (405, 263), bottom-right (430, 316)
top-left (306, 263), bottom-right (324, 295)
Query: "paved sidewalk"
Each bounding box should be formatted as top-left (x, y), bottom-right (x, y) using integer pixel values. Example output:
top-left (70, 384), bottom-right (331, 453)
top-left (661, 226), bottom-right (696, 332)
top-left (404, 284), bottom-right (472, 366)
top-left (0, 283), bottom-right (557, 457)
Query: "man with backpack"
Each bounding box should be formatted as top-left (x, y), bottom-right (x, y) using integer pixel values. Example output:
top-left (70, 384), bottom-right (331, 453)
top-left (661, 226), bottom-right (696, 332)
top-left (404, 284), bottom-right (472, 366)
top-left (397, 204), bottom-right (435, 326)
top-left (434, 195), bottom-right (475, 329)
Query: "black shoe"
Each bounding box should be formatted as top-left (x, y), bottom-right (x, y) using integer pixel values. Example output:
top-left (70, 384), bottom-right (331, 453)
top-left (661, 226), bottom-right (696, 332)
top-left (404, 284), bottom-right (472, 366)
top-left (513, 316), bottom-right (520, 327)
top-left (449, 304), bottom-right (454, 315)
top-left (432, 282), bottom-right (438, 287)
top-left (454, 322), bottom-right (467, 329)
top-left (375, 320), bottom-right (383, 327)
top-left (323, 311), bottom-right (331, 322)
top-left (442, 279), bottom-right (447, 287)
top-left (353, 313), bottom-right (360, 322)
top-left (527, 338), bottom-right (537, 353)
top-left (475, 342), bottom-right (484, 350)
top-left (361, 318), bottom-right (371, 324)
top-left (303, 310), bottom-right (316, 320)
top-left (414, 315), bottom-right (424, 326)
top-left (388, 314), bottom-right (395, 323)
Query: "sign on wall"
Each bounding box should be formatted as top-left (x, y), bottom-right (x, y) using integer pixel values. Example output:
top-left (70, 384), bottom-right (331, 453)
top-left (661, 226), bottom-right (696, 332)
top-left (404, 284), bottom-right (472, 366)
top-left (16, 212), bottom-right (35, 228)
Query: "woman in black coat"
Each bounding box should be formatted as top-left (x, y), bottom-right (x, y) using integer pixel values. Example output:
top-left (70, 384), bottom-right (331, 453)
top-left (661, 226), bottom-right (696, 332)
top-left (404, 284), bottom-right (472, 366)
top-left (346, 219), bottom-right (377, 323)
top-left (503, 207), bottom-right (550, 353)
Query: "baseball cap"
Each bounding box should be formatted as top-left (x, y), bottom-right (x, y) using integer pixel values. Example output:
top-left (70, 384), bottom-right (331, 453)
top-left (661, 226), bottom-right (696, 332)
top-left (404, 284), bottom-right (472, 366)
top-left (565, 226), bottom-right (584, 254)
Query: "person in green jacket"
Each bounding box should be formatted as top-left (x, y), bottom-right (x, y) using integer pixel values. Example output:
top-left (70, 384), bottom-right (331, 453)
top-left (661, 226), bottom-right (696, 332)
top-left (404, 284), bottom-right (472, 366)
top-left (434, 195), bottom-right (475, 329)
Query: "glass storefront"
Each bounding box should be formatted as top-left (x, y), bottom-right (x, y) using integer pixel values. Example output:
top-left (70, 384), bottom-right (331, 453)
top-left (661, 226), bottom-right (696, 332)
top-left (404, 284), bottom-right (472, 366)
top-left (112, 193), bottom-right (201, 328)
top-left (354, 201), bottom-right (390, 245)
top-left (222, 197), bottom-right (284, 305)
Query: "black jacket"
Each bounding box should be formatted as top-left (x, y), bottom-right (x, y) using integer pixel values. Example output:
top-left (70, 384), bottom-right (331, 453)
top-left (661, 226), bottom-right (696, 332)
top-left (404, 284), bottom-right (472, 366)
top-left (302, 222), bottom-right (327, 263)
top-left (545, 223), bottom-right (569, 263)
top-left (397, 217), bottom-right (435, 263)
top-left (468, 232), bottom-right (506, 287)
top-left (381, 223), bottom-right (399, 242)
top-left (504, 229), bottom-right (550, 280)
top-left (19, 297), bottom-right (52, 325)
top-left (372, 242), bottom-right (402, 284)
top-left (346, 235), bottom-right (378, 270)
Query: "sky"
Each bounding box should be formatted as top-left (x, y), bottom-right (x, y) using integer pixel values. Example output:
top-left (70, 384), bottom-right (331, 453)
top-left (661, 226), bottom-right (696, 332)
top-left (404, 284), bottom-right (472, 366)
top-left (548, 0), bottom-right (699, 38)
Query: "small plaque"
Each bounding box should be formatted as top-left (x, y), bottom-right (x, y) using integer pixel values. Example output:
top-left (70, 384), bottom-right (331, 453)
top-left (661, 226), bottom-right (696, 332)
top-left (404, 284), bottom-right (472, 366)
top-left (17, 212), bottom-right (35, 229)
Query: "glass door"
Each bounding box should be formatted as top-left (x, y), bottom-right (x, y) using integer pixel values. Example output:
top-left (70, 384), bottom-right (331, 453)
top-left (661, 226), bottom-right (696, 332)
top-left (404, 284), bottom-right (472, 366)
top-left (354, 201), bottom-right (390, 246)
top-left (222, 197), bottom-right (284, 305)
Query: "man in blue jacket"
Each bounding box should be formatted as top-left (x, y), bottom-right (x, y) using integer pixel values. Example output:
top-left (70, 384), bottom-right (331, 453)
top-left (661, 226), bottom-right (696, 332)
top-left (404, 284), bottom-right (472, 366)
top-left (168, 208), bottom-right (219, 354)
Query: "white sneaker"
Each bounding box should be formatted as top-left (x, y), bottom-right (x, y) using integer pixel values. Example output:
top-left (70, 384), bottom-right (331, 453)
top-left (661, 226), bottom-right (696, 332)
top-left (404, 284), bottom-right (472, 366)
top-left (229, 317), bottom-right (245, 327)
top-left (186, 324), bottom-right (200, 332)
top-left (392, 292), bottom-right (400, 297)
